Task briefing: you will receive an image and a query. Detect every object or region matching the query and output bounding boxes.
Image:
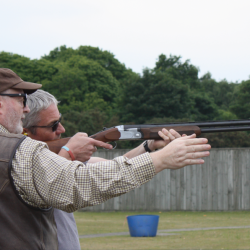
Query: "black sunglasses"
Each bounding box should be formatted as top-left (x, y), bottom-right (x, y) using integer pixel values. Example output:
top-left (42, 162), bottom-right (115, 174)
top-left (32, 113), bottom-right (62, 132)
top-left (0, 93), bottom-right (27, 107)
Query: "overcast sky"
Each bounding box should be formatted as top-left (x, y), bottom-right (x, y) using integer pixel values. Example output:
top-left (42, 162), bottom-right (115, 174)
top-left (1, 0), bottom-right (249, 83)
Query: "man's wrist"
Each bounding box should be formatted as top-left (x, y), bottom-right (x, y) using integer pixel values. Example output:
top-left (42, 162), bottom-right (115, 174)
top-left (143, 140), bottom-right (153, 153)
top-left (61, 146), bottom-right (75, 161)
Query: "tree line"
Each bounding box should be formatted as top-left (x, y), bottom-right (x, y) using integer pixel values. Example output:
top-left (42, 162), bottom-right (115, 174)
top-left (1, 45), bottom-right (250, 148)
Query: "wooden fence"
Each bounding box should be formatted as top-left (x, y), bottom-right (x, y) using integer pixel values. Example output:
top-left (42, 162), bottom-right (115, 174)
top-left (81, 148), bottom-right (250, 211)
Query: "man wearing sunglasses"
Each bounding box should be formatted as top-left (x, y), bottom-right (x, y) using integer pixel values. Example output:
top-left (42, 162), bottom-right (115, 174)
top-left (0, 68), bottom-right (211, 249)
top-left (22, 90), bottom-right (80, 250)
top-left (23, 89), bottom-right (185, 250)
top-left (22, 95), bottom-right (65, 142)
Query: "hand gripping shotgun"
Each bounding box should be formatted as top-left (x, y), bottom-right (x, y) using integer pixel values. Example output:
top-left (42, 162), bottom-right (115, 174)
top-left (45, 119), bottom-right (250, 154)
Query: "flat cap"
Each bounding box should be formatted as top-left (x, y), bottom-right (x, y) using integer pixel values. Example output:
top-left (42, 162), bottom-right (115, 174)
top-left (0, 68), bottom-right (42, 94)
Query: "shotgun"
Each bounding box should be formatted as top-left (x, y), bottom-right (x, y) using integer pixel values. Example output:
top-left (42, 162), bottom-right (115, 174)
top-left (46, 119), bottom-right (250, 154)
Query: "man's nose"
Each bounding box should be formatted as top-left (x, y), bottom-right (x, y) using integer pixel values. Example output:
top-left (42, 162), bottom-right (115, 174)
top-left (23, 104), bottom-right (30, 113)
top-left (56, 123), bottom-right (66, 134)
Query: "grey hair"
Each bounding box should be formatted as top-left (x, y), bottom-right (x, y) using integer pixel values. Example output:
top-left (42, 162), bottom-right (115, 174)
top-left (23, 89), bottom-right (59, 133)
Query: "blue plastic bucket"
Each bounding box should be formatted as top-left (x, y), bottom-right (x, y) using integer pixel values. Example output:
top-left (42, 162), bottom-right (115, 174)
top-left (127, 215), bottom-right (159, 237)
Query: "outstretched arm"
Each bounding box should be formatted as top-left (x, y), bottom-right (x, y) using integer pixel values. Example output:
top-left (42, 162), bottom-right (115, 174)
top-left (12, 132), bottom-right (210, 212)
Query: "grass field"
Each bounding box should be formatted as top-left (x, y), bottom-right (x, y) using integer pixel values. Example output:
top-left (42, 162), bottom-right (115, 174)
top-left (74, 211), bottom-right (250, 250)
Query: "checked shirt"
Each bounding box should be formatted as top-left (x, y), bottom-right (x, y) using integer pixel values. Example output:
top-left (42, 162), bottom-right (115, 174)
top-left (0, 125), bottom-right (155, 212)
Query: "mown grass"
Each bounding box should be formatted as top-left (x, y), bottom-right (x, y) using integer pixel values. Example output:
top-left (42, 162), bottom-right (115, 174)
top-left (74, 211), bottom-right (250, 249)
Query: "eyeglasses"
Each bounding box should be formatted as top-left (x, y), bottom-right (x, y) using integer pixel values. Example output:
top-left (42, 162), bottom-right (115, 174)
top-left (31, 114), bottom-right (62, 132)
top-left (0, 93), bottom-right (27, 107)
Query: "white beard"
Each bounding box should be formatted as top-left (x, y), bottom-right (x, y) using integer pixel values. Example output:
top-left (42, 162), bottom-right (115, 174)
top-left (5, 108), bottom-right (23, 134)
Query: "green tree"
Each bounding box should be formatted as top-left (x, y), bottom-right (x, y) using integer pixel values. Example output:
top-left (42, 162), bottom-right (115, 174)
top-left (62, 109), bottom-right (108, 137)
top-left (155, 54), bottom-right (200, 89)
top-left (205, 131), bottom-right (250, 148)
top-left (200, 72), bottom-right (237, 111)
top-left (0, 52), bottom-right (58, 84)
top-left (43, 45), bottom-right (129, 81)
top-left (230, 80), bottom-right (250, 119)
top-left (119, 54), bottom-right (218, 124)
top-left (191, 93), bottom-right (218, 121)
top-left (119, 68), bottom-right (195, 123)
top-left (43, 55), bottom-right (120, 114)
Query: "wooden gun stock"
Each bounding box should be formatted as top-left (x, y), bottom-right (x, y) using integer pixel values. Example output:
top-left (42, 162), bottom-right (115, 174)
top-left (90, 128), bottom-right (120, 142)
top-left (46, 128), bottom-right (121, 154)
top-left (140, 125), bottom-right (201, 139)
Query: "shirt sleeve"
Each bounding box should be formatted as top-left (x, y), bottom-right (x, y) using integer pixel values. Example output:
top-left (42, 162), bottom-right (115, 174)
top-left (11, 137), bottom-right (156, 212)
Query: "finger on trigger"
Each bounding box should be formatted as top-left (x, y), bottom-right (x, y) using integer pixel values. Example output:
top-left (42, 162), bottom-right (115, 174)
top-left (98, 141), bottom-right (113, 149)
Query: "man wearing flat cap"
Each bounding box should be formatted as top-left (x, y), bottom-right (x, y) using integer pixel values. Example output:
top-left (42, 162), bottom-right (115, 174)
top-left (0, 68), bottom-right (42, 134)
top-left (0, 68), bottom-right (211, 249)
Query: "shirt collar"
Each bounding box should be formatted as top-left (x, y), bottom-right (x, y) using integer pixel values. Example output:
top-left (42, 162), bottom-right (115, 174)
top-left (0, 124), bottom-right (10, 134)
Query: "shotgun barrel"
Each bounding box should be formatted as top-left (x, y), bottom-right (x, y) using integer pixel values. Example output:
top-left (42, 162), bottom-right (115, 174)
top-left (123, 119), bottom-right (250, 129)
top-left (121, 119), bottom-right (250, 137)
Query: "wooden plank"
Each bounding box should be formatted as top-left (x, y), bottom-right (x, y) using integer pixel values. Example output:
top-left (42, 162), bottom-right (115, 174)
top-left (196, 164), bottom-right (202, 211)
top-left (185, 165), bottom-right (191, 210)
top-left (134, 184), bottom-right (142, 211)
top-left (166, 169), bottom-right (171, 211)
top-left (227, 149), bottom-right (234, 211)
top-left (119, 189), bottom-right (128, 211)
top-left (207, 153), bottom-right (212, 210)
top-left (170, 170), bottom-right (176, 210)
top-left (190, 165), bottom-right (197, 211)
top-left (180, 168), bottom-right (186, 210)
top-left (158, 170), bottom-right (168, 210)
top-left (128, 189), bottom-right (135, 211)
top-left (247, 150), bottom-right (250, 210)
top-left (138, 183), bottom-right (146, 211)
top-left (143, 180), bottom-right (150, 211)
top-left (201, 159), bottom-right (208, 210)
top-left (223, 150), bottom-right (229, 211)
top-left (211, 150), bottom-right (218, 210)
top-left (175, 169), bottom-right (181, 210)
top-left (217, 150), bottom-right (223, 211)
top-left (154, 174), bottom-right (161, 210)
top-left (147, 175), bottom-right (156, 211)
top-left (238, 150), bottom-right (243, 210)
top-left (233, 150), bottom-right (240, 210)
top-left (242, 149), bottom-right (250, 210)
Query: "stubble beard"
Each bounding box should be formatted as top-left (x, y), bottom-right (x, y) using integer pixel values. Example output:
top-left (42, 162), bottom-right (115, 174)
top-left (5, 108), bottom-right (24, 134)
